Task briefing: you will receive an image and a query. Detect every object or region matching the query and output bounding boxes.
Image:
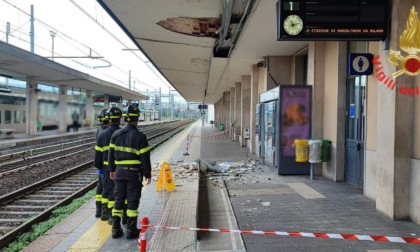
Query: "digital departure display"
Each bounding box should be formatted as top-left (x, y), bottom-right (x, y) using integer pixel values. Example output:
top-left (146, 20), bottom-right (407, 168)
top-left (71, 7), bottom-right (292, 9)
top-left (276, 0), bottom-right (390, 40)
top-left (283, 1), bottom-right (300, 11)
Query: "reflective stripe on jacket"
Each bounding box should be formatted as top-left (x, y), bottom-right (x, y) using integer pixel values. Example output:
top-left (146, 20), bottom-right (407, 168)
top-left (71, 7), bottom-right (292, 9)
top-left (94, 124), bottom-right (120, 169)
top-left (108, 124), bottom-right (152, 178)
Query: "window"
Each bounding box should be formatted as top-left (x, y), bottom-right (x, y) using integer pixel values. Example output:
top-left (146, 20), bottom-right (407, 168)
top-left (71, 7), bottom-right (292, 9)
top-left (15, 110), bottom-right (20, 123)
top-left (5, 110), bottom-right (11, 124)
top-left (0, 111), bottom-right (2, 124)
top-left (23, 111), bottom-right (26, 123)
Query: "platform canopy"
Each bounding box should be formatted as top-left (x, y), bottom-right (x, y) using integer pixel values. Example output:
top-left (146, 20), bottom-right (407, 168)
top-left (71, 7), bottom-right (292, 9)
top-left (0, 41), bottom-right (148, 101)
top-left (98, 0), bottom-right (308, 104)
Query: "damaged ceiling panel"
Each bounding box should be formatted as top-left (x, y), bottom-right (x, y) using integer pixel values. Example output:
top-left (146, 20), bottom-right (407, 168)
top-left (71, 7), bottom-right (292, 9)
top-left (157, 17), bottom-right (221, 38)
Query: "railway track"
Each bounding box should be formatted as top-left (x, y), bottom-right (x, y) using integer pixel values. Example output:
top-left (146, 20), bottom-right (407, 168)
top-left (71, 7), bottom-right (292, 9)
top-left (0, 121), bottom-right (184, 175)
top-left (0, 120), bottom-right (193, 249)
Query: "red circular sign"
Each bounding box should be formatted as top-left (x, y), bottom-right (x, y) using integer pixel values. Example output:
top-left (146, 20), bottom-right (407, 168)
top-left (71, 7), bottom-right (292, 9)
top-left (405, 57), bottom-right (420, 73)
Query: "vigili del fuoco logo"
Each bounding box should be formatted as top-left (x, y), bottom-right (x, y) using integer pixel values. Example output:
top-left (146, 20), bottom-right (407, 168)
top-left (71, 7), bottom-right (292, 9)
top-left (373, 6), bottom-right (420, 96)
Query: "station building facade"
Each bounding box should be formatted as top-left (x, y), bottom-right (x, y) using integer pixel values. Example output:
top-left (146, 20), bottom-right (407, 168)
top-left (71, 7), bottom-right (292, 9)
top-left (214, 0), bottom-right (420, 225)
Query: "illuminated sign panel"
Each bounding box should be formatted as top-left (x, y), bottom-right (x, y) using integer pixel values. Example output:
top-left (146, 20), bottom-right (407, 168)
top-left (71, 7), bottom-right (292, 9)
top-left (277, 0), bottom-right (390, 40)
top-left (93, 95), bottom-right (122, 103)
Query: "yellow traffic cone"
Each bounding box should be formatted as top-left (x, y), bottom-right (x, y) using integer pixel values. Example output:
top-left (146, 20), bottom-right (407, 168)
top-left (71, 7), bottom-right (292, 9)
top-left (156, 162), bottom-right (177, 192)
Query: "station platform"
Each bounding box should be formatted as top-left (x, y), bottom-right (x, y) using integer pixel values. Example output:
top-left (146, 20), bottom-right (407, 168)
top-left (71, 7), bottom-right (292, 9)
top-left (11, 120), bottom-right (420, 252)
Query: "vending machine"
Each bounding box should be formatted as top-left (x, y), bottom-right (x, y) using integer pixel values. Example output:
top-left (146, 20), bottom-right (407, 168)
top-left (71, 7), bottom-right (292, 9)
top-left (258, 87), bottom-right (279, 166)
top-left (264, 101), bottom-right (277, 166)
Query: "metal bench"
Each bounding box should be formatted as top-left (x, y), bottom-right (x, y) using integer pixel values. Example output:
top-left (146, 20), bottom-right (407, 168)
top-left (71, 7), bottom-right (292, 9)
top-left (0, 129), bottom-right (16, 139)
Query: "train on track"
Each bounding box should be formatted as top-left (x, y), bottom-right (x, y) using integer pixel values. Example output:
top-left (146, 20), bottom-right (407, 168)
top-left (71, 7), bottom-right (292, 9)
top-left (0, 92), bottom-right (159, 133)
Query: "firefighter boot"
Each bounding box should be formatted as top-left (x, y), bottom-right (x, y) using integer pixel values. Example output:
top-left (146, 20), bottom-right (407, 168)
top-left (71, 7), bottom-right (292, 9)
top-left (101, 205), bottom-right (110, 221)
top-left (122, 205), bottom-right (127, 225)
top-left (95, 202), bottom-right (101, 218)
top-left (126, 217), bottom-right (139, 239)
top-left (111, 216), bottom-right (123, 239)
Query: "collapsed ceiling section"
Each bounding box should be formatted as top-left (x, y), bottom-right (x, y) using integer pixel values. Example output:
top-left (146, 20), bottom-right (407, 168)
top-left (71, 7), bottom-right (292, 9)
top-left (157, 17), bottom-right (222, 38)
top-left (156, 0), bottom-right (254, 59)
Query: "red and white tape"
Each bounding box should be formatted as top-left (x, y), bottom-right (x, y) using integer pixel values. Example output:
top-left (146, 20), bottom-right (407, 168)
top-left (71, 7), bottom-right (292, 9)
top-left (189, 135), bottom-right (230, 139)
top-left (189, 127), bottom-right (232, 138)
top-left (143, 225), bottom-right (420, 245)
top-left (184, 128), bottom-right (232, 155)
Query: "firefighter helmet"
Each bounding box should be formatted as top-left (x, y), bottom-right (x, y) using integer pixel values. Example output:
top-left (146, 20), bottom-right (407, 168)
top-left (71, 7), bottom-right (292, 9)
top-left (122, 105), bottom-right (140, 122)
top-left (97, 109), bottom-right (110, 124)
top-left (106, 107), bottom-right (122, 123)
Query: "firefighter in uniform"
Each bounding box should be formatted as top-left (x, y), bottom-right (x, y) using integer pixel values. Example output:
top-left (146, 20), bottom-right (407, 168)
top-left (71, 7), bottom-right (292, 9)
top-left (94, 109), bottom-right (110, 218)
top-left (94, 107), bottom-right (122, 222)
top-left (109, 105), bottom-right (152, 239)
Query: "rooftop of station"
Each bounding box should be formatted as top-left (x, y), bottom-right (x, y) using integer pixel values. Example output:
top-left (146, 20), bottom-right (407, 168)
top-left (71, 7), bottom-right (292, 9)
top-left (0, 41), bottom-right (148, 101)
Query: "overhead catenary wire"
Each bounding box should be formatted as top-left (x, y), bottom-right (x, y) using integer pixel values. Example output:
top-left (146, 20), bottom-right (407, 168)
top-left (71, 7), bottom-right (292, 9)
top-left (1, 0), bottom-right (102, 58)
top-left (69, 0), bottom-right (172, 91)
top-left (0, 0), bottom-right (130, 85)
top-left (0, 0), bottom-right (171, 93)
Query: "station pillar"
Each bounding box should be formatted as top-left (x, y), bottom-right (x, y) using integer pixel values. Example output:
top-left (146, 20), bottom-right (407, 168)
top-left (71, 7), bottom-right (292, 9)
top-left (25, 77), bottom-right (39, 135)
top-left (375, 0), bottom-right (415, 221)
top-left (240, 75), bottom-right (251, 147)
top-left (85, 90), bottom-right (94, 127)
top-left (234, 82), bottom-right (241, 140)
top-left (58, 85), bottom-right (68, 132)
top-left (307, 41), bottom-right (326, 175)
top-left (230, 87), bottom-right (235, 137)
top-left (223, 91), bottom-right (230, 131)
top-left (249, 65), bottom-right (259, 154)
top-left (104, 95), bottom-right (110, 109)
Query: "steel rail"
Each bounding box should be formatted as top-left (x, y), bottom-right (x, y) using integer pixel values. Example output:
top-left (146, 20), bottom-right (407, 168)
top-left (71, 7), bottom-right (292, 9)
top-left (0, 162), bottom-right (96, 249)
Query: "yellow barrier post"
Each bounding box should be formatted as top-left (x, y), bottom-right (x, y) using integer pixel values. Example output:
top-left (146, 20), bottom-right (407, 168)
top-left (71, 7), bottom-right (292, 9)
top-left (156, 162), bottom-right (177, 192)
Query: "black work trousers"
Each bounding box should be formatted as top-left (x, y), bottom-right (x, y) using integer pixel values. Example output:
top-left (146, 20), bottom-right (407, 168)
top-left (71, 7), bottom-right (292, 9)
top-left (96, 174), bottom-right (103, 196)
top-left (102, 166), bottom-right (115, 203)
top-left (113, 166), bottom-right (142, 215)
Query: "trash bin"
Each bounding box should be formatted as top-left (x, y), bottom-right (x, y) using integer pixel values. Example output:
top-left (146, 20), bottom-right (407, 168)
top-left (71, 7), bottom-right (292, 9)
top-left (218, 123), bottom-right (224, 131)
top-left (37, 120), bottom-right (42, 131)
top-left (321, 139), bottom-right (332, 162)
top-left (294, 139), bottom-right (308, 162)
top-left (308, 140), bottom-right (322, 163)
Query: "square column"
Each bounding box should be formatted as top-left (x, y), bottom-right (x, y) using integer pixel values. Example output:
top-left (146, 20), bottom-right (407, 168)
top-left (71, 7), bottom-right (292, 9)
top-left (318, 41), bottom-right (347, 182)
top-left (223, 91), bottom-right (231, 132)
top-left (250, 65), bottom-right (259, 154)
top-left (234, 82), bottom-right (242, 140)
top-left (58, 85), bottom-right (68, 132)
top-left (240, 75), bottom-right (251, 147)
top-left (216, 99), bottom-right (220, 127)
top-left (307, 42), bottom-right (326, 175)
top-left (104, 95), bottom-right (110, 109)
top-left (25, 77), bottom-right (39, 135)
top-left (230, 87), bottom-right (235, 137)
top-left (376, 72), bottom-right (413, 220)
top-left (85, 90), bottom-right (94, 127)
top-left (258, 66), bottom-right (268, 93)
top-left (375, 0), bottom-right (415, 220)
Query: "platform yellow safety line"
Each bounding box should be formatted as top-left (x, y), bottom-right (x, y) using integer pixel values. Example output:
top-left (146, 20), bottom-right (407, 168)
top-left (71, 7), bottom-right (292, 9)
top-left (67, 219), bottom-right (111, 252)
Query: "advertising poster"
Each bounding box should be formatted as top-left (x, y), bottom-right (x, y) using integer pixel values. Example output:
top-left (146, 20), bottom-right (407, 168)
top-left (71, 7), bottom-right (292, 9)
top-left (280, 87), bottom-right (311, 156)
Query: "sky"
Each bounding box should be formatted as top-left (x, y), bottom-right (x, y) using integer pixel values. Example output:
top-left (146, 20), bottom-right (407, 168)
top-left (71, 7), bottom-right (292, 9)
top-left (0, 0), bottom-right (176, 97)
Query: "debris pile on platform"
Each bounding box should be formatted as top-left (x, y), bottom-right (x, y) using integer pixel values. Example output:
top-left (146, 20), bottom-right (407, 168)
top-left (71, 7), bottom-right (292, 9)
top-left (199, 159), bottom-right (263, 184)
